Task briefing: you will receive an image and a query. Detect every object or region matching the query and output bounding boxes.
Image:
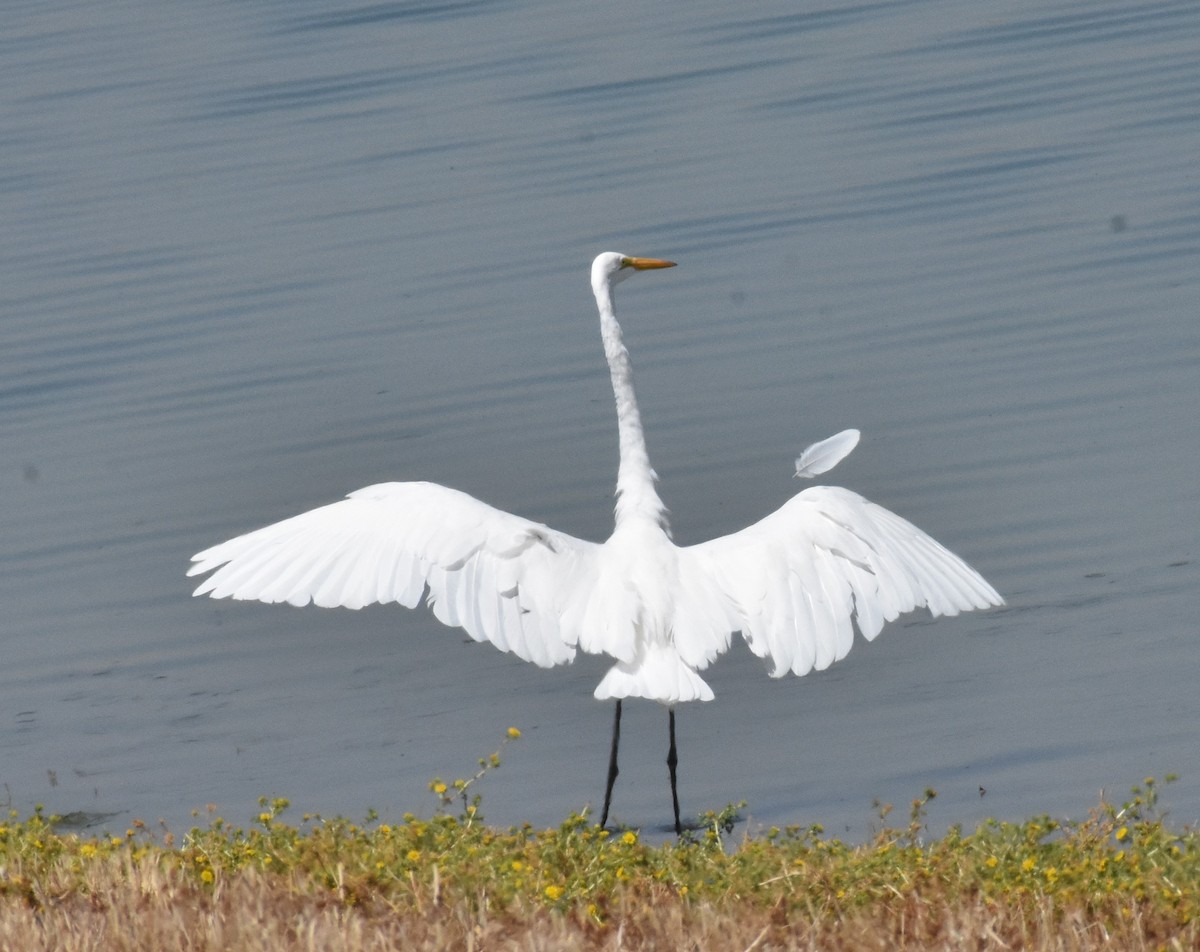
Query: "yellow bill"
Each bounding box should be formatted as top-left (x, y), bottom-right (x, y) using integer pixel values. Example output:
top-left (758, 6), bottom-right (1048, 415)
top-left (621, 256), bottom-right (677, 270)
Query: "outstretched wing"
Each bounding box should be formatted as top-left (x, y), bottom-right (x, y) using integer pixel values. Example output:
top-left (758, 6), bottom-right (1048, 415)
top-left (188, 481), bottom-right (599, 669)
top-left (673, 486), bottom-right (1003, 677)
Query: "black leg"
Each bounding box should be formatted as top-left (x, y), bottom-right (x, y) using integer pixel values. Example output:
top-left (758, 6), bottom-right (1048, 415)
top-left (600, 699), bottom-right (622, 828)
top-left (668, 707), bottom-right (681, 835)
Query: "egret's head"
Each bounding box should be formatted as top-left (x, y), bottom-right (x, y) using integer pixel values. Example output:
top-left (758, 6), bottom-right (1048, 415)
top-left (591, 252), bottom-right (676, 293)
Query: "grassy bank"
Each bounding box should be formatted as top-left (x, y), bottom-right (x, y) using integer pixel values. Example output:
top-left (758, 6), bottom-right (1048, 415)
top-left (1, 737), bottom-right (1195, 950)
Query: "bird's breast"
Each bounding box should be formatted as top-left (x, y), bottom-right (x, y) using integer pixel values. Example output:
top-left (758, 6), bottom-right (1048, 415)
top-left (602, 522), bottom-right (680, 644)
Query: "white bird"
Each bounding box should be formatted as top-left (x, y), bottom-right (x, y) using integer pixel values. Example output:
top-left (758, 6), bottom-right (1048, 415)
top-left (189, 252), bottom-right (1003, 833)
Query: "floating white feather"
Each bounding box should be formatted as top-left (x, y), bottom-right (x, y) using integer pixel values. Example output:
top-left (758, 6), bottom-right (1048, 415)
top-left (793, 428), bottom-right (861, 478)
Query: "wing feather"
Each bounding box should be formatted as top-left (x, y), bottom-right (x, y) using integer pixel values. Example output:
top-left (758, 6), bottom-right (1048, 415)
top-left (679, 486), bottom-right (1003, 678)
top-left (793, 428), bottom-right (861, 478)
top-left (813, 548), bottom-right (855, 667)
top-left (189, 481), bottom-right (598, 669)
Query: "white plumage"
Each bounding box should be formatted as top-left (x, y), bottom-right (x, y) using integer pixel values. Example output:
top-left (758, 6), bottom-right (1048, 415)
top-left (189, 251), bottom-right (1003, 831)
top-left (793, 428), bottom-right (860, 478)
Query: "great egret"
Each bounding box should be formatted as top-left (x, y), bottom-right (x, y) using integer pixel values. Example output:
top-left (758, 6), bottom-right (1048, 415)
top-left (189, 252), bottom-right (1003, 833)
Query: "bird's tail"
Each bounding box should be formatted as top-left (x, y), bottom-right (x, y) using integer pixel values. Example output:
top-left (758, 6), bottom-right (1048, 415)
top-left (594, 643), bottom-right (714, 704)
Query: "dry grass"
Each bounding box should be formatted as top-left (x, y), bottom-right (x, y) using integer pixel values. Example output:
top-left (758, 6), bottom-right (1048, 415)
top-left (1, 855), bottom-right (1195, 952)
top-left (1, 742), bottom-right (1196, 951)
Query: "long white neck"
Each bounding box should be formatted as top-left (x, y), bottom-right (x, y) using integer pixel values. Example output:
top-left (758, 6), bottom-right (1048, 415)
top-left (593, 279), bottom-right (669, 530)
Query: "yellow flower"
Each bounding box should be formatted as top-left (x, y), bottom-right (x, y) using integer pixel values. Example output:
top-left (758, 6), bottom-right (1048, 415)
top-left (511, 860), bottom-right (524, 872)
top-left (544, 884), bottom-right (563, 901)
top-left (1021, 857), bottom-right (1036, 872)
top-left (506, 727), bottom-right (521, 739)
top-left (80, 843), bottom-right (97, 859)
top-left (1115, 826), bottom-right (1129, 842)
top-left (432, 782), bottom-right (447, 795)
top-left (1044, 867), bottom-right (1058, 883)
top-left (985, 856), bottom-right (998, 868)
top-left (622, 830), bottom-right (638, 845)
top-left (679, 885), bottom-right (689, 896)
top-left (200, 869), bottom-right (214, 884)
top-left (407, 849), bottom-right (421, 863)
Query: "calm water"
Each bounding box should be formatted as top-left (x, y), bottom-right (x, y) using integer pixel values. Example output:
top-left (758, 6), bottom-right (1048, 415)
top-left (3, 0), bottom-right (1198, 838)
